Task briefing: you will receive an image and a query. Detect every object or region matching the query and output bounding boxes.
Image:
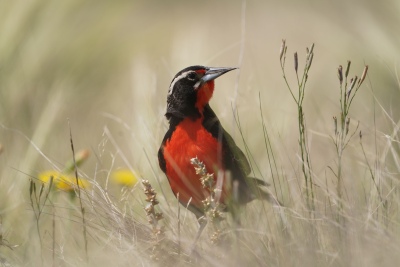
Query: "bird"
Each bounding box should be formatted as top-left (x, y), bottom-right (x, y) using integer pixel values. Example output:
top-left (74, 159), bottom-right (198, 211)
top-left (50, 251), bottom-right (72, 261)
top-left (158, 65), bottom-right (275, 241)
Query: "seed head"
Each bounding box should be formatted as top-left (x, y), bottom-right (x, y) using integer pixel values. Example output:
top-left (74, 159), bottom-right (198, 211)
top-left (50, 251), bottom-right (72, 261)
top-left (309, 43), bottom-right (315, 54)
top-left (359, 65), bottom-right (369, 85)
top-left (306, 52), bottom-right (314, 70)
top-left (333, 116), bottom-right (338, 135)
top-left (345, 60), bottom-right (351, 78)
top-left (280, 39), bottom-right (286, 61)
top-left (338, 65), bottom-right (343, 85)
top-left (346, 117), bottom-right (351, 135)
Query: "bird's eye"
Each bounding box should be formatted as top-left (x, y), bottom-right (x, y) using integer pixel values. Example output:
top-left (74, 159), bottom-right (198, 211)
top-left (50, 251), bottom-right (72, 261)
top-left (187, 72), bottom-right (197, 80)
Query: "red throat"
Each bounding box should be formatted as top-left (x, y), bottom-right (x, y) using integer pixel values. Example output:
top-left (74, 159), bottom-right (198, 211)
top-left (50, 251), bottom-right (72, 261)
top-left (195, 81), bottom-right (214, 113)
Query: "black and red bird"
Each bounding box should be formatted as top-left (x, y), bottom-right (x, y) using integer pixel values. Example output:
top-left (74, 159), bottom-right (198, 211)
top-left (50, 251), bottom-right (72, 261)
top-left (158, 65), bottom-right (273, 233)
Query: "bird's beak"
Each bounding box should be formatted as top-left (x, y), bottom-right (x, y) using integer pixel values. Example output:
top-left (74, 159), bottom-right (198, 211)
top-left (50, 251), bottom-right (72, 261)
top-left (200, 67), bottom-right (237, 83)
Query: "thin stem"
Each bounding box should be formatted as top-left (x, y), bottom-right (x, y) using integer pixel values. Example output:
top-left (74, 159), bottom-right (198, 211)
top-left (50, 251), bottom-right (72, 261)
top-left (68, 122), bottom-right (88, 262)
top-left (280, 62), bottom-right (298, 104)
top-left (279, 42), bottom-right (315, 212)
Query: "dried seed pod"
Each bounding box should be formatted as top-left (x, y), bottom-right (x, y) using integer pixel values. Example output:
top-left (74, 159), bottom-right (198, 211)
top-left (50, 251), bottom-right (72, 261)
top-left (345, 60), bottom-right (351, 78)
top-left (350, 76), bottom-right (358, 90)
top-left (306, 53), bottom-right (314, 70)
top-left (29, 179), bottom-right (34, 197)
top-left (338, 65), bottom-right (343, 85)
top-left (280, 39), bottom-right (286, 61)
top-left (359, 65), bottom-right (369, 85)
top-left (294, 52), bottom-right (298, 73)
top-left (346, 117), bottom-right (351, 135)
top-left (347, 76), bottom-right (358, 97)
top-left (333, 116), bottom-right (338, 135)
top-left (309, 43), bottom-right (315, 54)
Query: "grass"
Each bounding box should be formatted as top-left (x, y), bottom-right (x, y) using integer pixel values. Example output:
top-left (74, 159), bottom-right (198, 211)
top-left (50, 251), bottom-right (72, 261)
top-left (280, 41), bottom-right (316, 212)
top-left (1, 1), bottom-right (400, 266)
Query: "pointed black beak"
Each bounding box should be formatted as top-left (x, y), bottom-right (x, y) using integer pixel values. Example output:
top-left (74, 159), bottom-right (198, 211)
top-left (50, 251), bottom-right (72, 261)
top-left (200, 67), bottom-right (237, 83)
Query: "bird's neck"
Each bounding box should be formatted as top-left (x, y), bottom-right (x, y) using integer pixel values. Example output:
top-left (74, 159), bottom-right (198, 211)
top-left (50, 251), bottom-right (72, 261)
top-left (168, 104), bottom-right (218, 131)
top-left (168, 112), bottom-right (204, 128)
top-left (195, 82), bottom-right (214, 113)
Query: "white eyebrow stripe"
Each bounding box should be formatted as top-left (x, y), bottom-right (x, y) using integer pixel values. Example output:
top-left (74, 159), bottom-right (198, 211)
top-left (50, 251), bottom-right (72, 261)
top-left (168, 70), bottom-right (195, 95)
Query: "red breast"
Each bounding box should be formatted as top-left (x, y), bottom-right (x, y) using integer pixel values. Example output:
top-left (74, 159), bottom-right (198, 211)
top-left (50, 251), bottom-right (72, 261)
top-left (163, 116), bottom-right (226, 209)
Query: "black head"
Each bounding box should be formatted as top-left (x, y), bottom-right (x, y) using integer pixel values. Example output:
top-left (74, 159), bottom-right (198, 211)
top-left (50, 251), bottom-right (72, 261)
top-left (166, 65), bottom-right (236, 120)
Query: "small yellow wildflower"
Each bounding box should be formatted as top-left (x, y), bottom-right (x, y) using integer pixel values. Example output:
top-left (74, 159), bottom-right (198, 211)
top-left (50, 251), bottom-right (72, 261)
top-left (39, 170), bottom-right (63, 184)
top-left (56, 175), bottom-right (90, 191)
top-left (111, 169), bottom-right (138, 187)
top-left (38, 170), bottom-right (89, 191)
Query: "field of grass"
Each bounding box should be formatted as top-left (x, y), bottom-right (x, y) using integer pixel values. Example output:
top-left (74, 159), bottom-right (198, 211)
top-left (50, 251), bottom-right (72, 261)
top-left (1, 0), bottom-right (400, 266)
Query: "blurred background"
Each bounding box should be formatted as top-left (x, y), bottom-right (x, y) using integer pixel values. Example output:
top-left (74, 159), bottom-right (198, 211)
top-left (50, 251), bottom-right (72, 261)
top-left (0, 0), bottom-right (399, 264)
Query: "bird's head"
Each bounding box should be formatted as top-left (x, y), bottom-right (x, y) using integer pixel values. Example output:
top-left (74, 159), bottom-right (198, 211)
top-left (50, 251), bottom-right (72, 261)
top-left (166, 65), bottom-right (236, 120)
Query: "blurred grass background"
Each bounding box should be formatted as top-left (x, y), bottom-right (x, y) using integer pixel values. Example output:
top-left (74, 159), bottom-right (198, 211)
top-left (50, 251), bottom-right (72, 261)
top-left (0, 0), bottom-right (400, 266)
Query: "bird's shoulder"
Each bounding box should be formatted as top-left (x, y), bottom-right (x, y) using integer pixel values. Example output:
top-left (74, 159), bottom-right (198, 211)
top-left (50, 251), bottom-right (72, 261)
top-left (158, 117), bottom-right (181, 174)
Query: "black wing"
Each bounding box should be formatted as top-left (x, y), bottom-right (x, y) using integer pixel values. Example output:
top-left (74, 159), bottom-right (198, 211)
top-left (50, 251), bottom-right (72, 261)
top-left (202, 105), bottom-right (274, 203)
top-left (202, 104), bottom-right (251, 180)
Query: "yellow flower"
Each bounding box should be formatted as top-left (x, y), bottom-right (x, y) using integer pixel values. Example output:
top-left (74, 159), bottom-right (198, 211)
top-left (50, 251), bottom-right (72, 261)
top-left (38, 170), bottom-right (90, 191)
top-left (111, 169), bottom-right (138, 187)
top-left (39, 170), bottom-right (63, 184)
top-left (56, 175), bottom-right (90, 191)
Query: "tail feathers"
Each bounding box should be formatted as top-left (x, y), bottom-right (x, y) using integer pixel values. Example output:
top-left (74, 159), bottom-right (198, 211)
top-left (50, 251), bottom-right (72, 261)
top-left (248, 176), bottom-right (270, 187)
top-left (247, 177), bottom-right (282, 206)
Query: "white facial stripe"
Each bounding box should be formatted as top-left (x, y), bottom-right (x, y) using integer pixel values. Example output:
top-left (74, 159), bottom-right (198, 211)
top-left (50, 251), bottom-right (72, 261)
top-left (168, 70), bottom-right (196, 95)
